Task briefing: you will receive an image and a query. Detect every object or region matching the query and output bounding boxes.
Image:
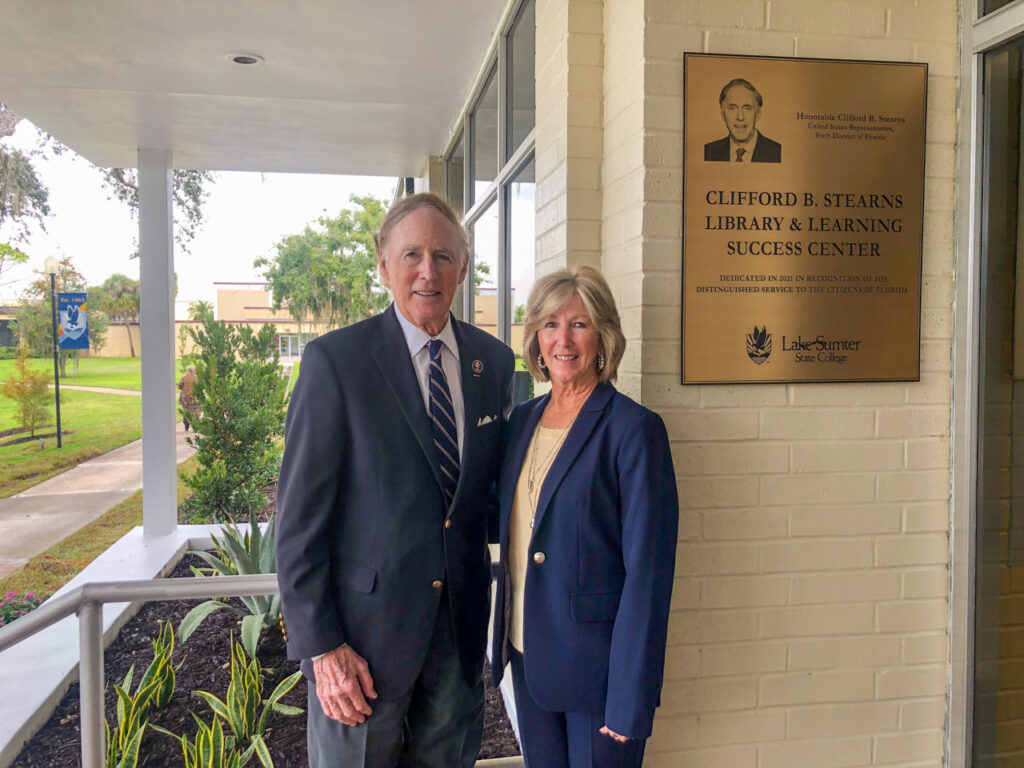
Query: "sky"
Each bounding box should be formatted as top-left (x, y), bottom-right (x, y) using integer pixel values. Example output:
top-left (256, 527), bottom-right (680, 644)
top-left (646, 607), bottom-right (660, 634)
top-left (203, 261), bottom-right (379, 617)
top-left (0, 121), bottom-right (398, 317)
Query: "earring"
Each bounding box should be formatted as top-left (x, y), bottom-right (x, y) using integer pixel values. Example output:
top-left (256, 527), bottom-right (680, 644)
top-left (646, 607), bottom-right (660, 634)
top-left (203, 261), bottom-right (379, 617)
top-left (538, 354), bottom-right (547, 369)
top-left (597, 353), bottom-right (606, 371)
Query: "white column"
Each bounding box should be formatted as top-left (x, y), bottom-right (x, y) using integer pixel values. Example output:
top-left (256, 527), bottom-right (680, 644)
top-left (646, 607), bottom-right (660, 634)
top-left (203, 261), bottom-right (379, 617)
top-left (138, 149), bottom-right (177, 536)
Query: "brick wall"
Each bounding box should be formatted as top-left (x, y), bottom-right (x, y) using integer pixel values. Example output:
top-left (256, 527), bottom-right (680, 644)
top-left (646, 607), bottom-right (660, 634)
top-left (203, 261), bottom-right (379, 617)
top-left (535, 0), bottom-right (959, 765)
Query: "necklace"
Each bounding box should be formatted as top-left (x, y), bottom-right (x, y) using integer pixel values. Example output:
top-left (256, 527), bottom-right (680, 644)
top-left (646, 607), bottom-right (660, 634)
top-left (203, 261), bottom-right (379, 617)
top-left (526, 419), bottom-right (574, 526)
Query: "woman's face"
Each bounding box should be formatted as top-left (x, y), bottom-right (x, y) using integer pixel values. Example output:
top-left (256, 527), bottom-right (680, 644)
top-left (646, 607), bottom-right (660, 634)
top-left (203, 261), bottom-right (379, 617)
top-left (537, 294), bottom-right (601, 390)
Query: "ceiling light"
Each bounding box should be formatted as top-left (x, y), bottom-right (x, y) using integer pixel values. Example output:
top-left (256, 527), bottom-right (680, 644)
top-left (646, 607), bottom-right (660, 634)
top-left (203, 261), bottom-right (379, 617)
top-left (227, 53), bottom-right (264, 67)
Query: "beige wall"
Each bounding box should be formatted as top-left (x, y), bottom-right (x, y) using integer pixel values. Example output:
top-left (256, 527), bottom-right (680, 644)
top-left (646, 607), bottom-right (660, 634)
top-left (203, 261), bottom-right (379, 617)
top-left (536, 0), bottom-right (957, 764)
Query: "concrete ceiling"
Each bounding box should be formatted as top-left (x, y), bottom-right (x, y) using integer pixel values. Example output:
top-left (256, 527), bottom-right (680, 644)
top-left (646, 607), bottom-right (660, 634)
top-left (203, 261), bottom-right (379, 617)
top-left (0, 0), bottom-right (506, 176)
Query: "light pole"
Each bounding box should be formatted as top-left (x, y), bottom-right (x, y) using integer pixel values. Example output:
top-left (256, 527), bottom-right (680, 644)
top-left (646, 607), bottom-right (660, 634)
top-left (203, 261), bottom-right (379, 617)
top-left (44, 256), bottom-right (62, 448)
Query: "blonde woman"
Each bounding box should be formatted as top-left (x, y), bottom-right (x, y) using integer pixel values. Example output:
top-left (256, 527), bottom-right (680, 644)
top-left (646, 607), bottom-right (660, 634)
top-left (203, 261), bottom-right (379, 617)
top-left (491, 266), bottom-right (678, 767)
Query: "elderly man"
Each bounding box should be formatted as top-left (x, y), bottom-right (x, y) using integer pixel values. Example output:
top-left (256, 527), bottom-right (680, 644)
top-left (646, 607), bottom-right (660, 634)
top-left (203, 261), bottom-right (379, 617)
top-left (704, 78), bottom-right (782, 163)
top-left (275, 193), bottom-right (514, 767)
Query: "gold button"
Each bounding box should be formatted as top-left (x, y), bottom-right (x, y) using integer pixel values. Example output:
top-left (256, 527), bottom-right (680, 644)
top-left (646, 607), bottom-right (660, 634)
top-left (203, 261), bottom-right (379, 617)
top-left (533, 552), bottom-right (546, 564)
top-left (444, 519), bottom-right (452, 529)
top-left (432, 580), bottom-right (443, 589)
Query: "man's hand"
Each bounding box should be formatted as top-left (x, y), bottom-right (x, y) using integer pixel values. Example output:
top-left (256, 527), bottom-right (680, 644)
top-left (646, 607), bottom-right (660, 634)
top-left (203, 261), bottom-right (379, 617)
top-left (599, 725), bottom-right (628, 743)
top-left (312, 645), bottom-right (378, 726)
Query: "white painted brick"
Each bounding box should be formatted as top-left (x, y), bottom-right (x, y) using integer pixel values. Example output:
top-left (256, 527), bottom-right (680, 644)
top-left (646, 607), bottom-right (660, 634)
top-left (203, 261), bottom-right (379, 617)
top-left (759, 670), bottom-right (875, 706)
top-left (794, 35), bottom-right (914, 61)
top-left (790, 381), bottom-right (905, 406)
top-left (900, 698), bottom-right (947, 730)
top-left (792, 441), bottom-right (902, 473)
top-left (701, 385), bottom-right (787, 408)
top-left (759, 539), bottom-right (874, 572)
top-left (877, 470), bottom-right (949, 502)
top-left (769, 0), bottom-right (886, 36)
top-left (659, 677), bottom-right (758, 714)
top-left (646, 0), bottom-right (766, 27)
top-left (903, 633), bottom-right (949, 664)
top-left (789, 504), bottom-right (902, 536)
top-left (644, 744), bottom-right (756, 768)
top-left (876, 666), bottom-right (946, 699)
top-left (876, 534), bottom-right (948, 566)
top-left (790, 570), bottom-right (901, 604)
top-left (702, 574), bottom-right (789, 607)
top-left (902, 567), bottom-right (948, 599)
top-left (874, 729), bottom-right (945, 762)
top-left (664, 410), bottom-right (759, 440)
top-left (667, 609), bottom-right (759, 646)
top-left (906, 438), bottom-right (950, 469)
top-left (677, 542), bottom-right (759, 576)
top-left (702, 444), bottom-right (789, 475)
top-left (706, 29), bottom-right (797, 57)
top-left (758, 737), bottom-right (872, 768)
top-left (876, 407), bottom-right (950, 438)
top-left (697, 642), bottom-right (789, 676)
top-left (760, 473), bottom-right (875, 506)
top-left (761, 410), bottom-right (874, 439)
top-left (888, 5), bottom-right (958, 42)
top-left (761, 604), bottom-right (874, 638)
top-left (904, 501), bottom-right (950, 532)
top-left (787, 702), bottom-right (899, 739)
top-left (876, 599), bottom-right (947, 632)
top-left (789, 636), bottom-right (903, 671)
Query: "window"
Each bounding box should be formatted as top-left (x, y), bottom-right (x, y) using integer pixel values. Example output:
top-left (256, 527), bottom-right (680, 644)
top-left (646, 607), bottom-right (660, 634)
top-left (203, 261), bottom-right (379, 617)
top-left (445, 0), bottom-right (536, 394)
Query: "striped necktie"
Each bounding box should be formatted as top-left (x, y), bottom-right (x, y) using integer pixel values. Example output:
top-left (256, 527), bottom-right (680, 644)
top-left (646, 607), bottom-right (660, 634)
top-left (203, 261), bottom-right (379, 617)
top-left (428, 339), bottom-right (460, 504)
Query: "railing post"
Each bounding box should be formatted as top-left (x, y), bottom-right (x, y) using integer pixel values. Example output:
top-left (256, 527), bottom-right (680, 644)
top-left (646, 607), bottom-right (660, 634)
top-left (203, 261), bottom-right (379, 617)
top-left (78, 599), bottom-right (104, 768)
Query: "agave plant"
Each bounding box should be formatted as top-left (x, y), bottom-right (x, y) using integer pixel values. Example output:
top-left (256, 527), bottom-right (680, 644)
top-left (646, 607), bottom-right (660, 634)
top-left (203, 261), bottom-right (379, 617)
top-left (178, 515), bottom-right (280, 659)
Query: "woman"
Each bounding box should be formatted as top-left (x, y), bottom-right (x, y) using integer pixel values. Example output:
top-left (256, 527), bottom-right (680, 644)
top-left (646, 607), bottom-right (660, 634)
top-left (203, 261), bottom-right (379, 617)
top-left (491, 266), bottom-right (678, 767)
top-left (177, 365), bottom-right (200, 431)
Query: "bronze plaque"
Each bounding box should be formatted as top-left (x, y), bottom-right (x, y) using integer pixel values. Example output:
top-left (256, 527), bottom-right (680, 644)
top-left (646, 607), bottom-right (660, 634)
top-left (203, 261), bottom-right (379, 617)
top-left (682, 53), bottom-right (927, 383)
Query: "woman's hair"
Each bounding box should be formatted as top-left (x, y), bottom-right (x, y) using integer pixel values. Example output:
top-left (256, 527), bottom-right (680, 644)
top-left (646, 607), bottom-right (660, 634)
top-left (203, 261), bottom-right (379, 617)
top-left (521, 266), bottom-right (626, 384)
top-left (374, 193), bottom-right (469, 289)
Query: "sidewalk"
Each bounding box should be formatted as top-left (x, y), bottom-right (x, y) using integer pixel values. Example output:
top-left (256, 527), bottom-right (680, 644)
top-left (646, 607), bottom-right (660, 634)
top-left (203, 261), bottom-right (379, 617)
top-left (0, 421), bottom-right (196, 579)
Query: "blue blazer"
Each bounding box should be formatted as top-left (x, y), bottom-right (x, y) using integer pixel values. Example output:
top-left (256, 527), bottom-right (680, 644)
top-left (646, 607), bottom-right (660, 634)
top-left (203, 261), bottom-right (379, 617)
top-left (491, 382), bottom-right (678, 739)
top-left (275, 304), bottom-right (513, 699)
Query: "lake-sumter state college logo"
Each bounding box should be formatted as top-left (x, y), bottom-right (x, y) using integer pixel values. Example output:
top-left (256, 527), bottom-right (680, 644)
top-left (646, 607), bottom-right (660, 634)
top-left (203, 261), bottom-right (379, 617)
top-left (747, 326), bottom-right (771, 364)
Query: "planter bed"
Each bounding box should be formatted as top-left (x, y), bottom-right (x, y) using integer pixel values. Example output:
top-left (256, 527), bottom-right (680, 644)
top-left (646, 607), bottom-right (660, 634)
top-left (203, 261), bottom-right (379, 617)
top-left (11, 554), bottom-right (520, 766)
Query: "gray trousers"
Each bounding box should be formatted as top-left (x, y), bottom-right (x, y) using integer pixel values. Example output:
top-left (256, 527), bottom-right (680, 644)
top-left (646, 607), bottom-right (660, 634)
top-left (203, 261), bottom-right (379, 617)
top-left (307, 591), bottom-right (484, 768)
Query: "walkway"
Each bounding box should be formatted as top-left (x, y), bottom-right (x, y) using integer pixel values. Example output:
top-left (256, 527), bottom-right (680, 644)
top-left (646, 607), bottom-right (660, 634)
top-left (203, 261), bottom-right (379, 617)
top-left (0, 420), bottom-right (195, 579)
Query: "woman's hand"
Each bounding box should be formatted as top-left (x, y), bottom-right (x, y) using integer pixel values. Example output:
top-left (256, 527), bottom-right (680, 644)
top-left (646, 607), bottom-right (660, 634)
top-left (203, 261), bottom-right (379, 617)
top-left (599, 725), bottom-right (628, 743)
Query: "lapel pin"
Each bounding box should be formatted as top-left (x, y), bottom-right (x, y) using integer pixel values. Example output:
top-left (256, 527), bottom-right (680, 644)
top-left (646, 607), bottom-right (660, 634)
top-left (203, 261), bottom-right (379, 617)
top-left (472, 359), bottom-right (483, 377)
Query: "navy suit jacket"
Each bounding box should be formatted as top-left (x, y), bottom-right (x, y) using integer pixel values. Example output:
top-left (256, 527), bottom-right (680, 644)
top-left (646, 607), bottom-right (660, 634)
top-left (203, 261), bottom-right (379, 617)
top-left (276, 304), bottom-right (513, 699)
top-left (491, 383), bottom-right (678, 739)
top-left (704, 131), bottom-right (782, 162)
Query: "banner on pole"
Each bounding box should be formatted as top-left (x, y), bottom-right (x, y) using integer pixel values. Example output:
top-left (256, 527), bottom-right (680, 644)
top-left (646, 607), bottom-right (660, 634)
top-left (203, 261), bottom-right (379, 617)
top-left (57, 292), bottom-right (90, 350)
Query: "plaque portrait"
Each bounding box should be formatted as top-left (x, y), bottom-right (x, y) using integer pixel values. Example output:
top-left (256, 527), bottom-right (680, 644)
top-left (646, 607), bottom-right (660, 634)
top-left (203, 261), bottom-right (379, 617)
top-left (682, 53), bottom-right (927, 384)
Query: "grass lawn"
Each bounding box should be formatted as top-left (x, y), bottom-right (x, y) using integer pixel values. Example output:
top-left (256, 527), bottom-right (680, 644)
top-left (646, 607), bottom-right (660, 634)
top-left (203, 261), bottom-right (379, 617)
top-left (0, 457), bottom-right (198, 599)
top-left (0, 389), bottom-right (145, 498)
top-left (0, 357), bottom-right (198, 391)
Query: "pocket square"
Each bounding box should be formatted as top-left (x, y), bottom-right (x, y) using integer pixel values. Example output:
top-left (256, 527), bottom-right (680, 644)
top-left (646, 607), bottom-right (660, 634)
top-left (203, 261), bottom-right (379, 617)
top-left (477, 414), bottom-right (497, 426)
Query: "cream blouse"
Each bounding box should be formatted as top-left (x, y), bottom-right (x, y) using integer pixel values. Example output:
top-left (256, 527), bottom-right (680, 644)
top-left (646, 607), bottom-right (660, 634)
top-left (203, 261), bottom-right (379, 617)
top-left (508, 424), bottom-right (569, 652)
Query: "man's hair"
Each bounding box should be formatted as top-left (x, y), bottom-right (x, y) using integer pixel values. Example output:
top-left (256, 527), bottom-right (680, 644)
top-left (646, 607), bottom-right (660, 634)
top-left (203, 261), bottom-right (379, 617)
top-left (374, 193), bottom-right (469, 289)
top-left (718, 78), bottom-right (763, 108)
top-left (521, 266), bottom-right (626, 384)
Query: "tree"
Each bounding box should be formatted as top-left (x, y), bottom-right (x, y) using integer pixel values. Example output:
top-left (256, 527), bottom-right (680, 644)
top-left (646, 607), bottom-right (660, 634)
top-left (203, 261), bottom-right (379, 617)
top-left (187, 300), bottom-right (214, 323)
top-left (0, 242), bottom-right (28, 283)
top-left (180, 318), bottom-right (287, 524)
top-left (513, 304), bottom-right (526, 324)
top-left (15, 257), bottom-right (108, 375)
top-left (255, 194), bottom-right (392, 335)
top-left (0, 344), bottom-right (51, 436)
top-left (93, 274), bottom-right (139, 357)
top-left (0, 104), bottom-right (213, 251)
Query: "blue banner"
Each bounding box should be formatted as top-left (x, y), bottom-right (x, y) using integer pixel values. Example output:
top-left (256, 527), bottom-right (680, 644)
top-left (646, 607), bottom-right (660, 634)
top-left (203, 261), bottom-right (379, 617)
top-left (57, 292), bottom-right (90, 350)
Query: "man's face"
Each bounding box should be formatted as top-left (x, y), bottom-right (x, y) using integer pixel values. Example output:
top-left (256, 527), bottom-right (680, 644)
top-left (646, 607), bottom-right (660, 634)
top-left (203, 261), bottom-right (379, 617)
top-left (379, 207), bottom-right (468, 337)
top-left (720, 85), bottom-right (760, 144)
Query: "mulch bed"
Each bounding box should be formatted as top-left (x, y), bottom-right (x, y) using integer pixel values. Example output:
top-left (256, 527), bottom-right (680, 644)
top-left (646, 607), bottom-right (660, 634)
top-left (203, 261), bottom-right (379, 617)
top-left (11, 554), bottom-right (520, 766)
top-left (0, 425), bottom-right (72, 447)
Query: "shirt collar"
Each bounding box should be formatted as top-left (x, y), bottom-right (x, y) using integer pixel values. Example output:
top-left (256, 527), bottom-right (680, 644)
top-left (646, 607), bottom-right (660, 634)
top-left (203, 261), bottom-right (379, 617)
top-left (393, 303), bottom-right (460, 360)
top-left (730, 131), bottom-right (758, 160)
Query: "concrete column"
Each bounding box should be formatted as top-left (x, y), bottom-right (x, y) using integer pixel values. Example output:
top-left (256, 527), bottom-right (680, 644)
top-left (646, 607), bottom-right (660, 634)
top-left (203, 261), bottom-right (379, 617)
top-left (137, 149), bottom-right (177, 537)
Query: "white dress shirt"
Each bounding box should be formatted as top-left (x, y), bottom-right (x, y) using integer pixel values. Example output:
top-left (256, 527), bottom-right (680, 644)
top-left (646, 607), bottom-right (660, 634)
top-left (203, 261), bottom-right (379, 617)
top-left (393, 305), bottom-right (465, 460)
top-left (730, 132), bottom-right (759, 162)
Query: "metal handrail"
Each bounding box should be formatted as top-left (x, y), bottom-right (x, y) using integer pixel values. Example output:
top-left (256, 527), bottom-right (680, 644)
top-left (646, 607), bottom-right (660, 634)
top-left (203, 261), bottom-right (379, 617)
top-left (0, 573), bottom-right (279, 768)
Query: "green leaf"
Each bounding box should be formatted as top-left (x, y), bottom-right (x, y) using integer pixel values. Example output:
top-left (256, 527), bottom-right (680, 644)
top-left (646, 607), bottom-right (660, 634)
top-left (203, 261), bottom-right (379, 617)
top-left (189, 549), bottom-right (236, 577)
top-left (179, 600), bottom-right (232, 643)
top-left (195, 690), bottom-right (231, 723)
top-left (251, 734), bottom-right (274, 768)
top-left (271, 703), bottom-right (304, 716)
top-left (240, 614), bottom-right (264, 660)
top-left (118, 722), bottom-right (146, 768)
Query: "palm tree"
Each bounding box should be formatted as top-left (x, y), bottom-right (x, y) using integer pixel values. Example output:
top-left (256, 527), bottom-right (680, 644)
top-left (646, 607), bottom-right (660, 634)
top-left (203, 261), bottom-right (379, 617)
top-left (96, 274), bottom-right (140, 357)
top-left (187, 300), bottom-right (214, 323)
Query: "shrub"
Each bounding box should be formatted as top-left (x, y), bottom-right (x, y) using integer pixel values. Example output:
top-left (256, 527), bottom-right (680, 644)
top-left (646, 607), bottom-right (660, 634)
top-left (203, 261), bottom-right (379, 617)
top-left (0, 591), bottom-right (43, 626)
top-left (180, 320), bottom-right (286, 524)
top-left (0, 344), bottom-right (52, 436)
top-left (178, 519), bottom-right (281, 659)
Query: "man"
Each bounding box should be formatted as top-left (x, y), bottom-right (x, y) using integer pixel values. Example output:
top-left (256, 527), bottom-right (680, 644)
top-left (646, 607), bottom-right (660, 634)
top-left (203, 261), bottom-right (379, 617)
top-left (704, 78), bottom-right (782, 163)
top-left (275, 193), bottom-right (514, 767)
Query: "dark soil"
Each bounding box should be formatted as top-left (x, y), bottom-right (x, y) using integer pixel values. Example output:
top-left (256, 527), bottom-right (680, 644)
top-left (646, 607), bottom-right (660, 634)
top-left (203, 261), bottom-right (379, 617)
top-left (0, 430), bottom-right (72, 448)
top-left (11, 554), bottom-right (520, 766)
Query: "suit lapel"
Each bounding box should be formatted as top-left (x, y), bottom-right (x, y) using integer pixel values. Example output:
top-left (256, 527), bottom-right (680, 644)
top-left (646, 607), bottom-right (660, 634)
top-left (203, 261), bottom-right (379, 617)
top-left (499, 394), bottom-right (547, 533)
top-left (450, 320), bottom-right (482, 505)
top-left (369, 305), bottom-right (446, 493)
top-left (531, 383), bottom-right (615, 535)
